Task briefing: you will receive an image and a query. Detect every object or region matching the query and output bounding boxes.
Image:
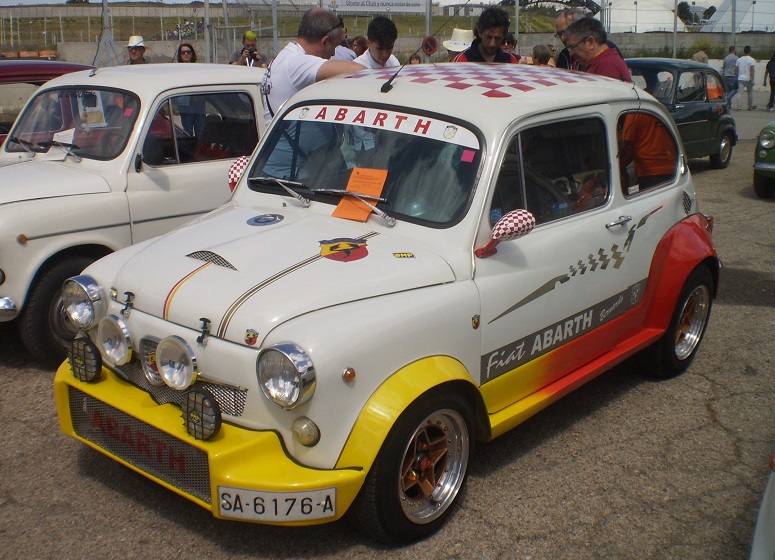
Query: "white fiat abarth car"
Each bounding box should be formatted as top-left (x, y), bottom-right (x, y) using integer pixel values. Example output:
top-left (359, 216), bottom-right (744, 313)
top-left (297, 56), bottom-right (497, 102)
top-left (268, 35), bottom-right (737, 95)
top-left (0, 64), bottom-right (265, 364)
top-left (54, 64), bottom-right (720, 544)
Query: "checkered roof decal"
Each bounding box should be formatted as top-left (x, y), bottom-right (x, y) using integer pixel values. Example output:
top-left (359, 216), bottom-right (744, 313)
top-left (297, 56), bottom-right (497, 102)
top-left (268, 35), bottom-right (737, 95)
top-left (346, 64), bottom-right (606, 98)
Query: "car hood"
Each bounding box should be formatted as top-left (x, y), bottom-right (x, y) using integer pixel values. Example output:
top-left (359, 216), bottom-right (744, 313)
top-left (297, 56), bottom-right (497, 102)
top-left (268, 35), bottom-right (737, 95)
top-left (0, 158), bottom-right (109, 204)
top-left (110, 204), bottom-right (456, 345)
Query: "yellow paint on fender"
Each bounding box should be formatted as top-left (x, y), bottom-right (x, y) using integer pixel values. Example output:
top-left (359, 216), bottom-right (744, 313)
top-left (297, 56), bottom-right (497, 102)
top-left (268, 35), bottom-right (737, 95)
top-left (335, 356), bottom-right (476, 470)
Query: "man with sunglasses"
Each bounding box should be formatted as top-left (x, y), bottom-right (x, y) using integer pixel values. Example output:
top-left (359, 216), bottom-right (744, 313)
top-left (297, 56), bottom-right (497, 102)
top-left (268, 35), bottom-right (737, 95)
top-left (262, 8), bottom-right (364, 125)
top-left (126, 36), bottom-right (147, 65)
top-left (563, 17), bottom-right (630, 82)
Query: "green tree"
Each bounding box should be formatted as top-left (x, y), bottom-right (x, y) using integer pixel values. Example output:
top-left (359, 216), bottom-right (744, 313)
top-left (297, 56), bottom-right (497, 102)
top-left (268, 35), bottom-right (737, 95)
top-left (703, 6), bottom-right (717, 20)
top-left (66, 0), bottom-right (90, 4)
top-left (677, 1), bottom-right (692, 23)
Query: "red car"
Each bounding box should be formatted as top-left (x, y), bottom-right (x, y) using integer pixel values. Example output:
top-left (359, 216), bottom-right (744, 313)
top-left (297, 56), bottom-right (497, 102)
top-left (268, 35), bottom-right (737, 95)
top-left (0, 59), bottom-right (93, 143)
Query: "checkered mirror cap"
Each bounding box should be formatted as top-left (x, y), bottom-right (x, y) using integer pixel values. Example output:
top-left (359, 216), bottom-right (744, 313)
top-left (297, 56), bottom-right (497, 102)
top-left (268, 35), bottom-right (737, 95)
top-left (492, 209), bottom-right (535, 241)
top-left (228, 156), bottom-right (250, 191)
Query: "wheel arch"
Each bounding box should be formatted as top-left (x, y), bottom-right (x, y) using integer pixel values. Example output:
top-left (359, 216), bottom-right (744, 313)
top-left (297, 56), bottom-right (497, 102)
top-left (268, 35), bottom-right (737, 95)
top-left (335, 356), bottom-right (488, 471)
top-left (22, 243), bottom-right (112, 310)
top-left (642, 214), bottom-right (719, 332)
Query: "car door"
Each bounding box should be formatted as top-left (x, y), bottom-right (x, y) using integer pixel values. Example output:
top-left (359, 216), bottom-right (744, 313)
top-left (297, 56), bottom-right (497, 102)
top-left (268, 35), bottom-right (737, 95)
top-left (672, 69), bottom-right (712, 158)
top-left (474, 108), bottom-right (682, 414)
top-left (126, 88), bottom-right (260, 242)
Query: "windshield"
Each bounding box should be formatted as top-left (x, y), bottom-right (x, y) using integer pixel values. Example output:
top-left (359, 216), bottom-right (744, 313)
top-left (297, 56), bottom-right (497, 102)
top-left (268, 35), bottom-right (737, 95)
top-left (5, 87), bottom-right (140, 160)
top-left (249, 105), bottom-right (482, 227)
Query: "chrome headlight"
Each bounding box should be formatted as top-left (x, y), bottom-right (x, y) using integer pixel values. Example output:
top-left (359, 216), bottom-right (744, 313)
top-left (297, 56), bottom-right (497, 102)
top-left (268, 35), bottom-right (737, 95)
top-left (760, 130), bottom-right (775, 150)
top-left (97, 314), bottom-right (132, 366)
top-left (257, 343), bottom-right (316, 409)
top-left (61, 275), bottom-right (106, 331)
top-left (156, 336), bottom-right (198, 390)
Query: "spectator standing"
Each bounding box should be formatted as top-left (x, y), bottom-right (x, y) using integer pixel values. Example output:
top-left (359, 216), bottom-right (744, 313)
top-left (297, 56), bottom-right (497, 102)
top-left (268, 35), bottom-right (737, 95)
top-left (176, 42), bottom-right (197, 63)
top-left (261, 8), bottom-right (364, 125)
top-left (555, 9), bottom-right (585, 70)
top-left (723, 46), bottom-right (739, 108)
top-left (764, 51), bottom-right (775, 111)
top-left (126, 36), bottom-right (147, 65)
top-left (735, 46), bottom-right (757, 111)
top-left (230, 31), bottom-right (267, 68)
top-left (546, 43), bottom-right (557, 67)
top-left (532, 45), bottom-right (552, 66)
top-left (409, 54), bottom-right (421, 64)
top-left (354, 16), bottom-right (400, 69)
top-left (352, 36), bottom-right (368, 57)
top-left (332, 18), bottom-right (357, 60)
top-left (564, 17), bottom-right (631, 82)
top-left (453, 7), bottom-right (520, 63)
top-left (502, 32), bottom-right (516, 55)
top-left (691, 49), bottom-right (708, 64)
top-left (443, 28), bottom-right (474, 61)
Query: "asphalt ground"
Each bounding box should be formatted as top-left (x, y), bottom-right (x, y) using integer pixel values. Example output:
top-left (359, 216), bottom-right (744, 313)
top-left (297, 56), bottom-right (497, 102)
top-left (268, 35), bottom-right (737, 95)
top-left (0, 137), bottom-right (773, 559)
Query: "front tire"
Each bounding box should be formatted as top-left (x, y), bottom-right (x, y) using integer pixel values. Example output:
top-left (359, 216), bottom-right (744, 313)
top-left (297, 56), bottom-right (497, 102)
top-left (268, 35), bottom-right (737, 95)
top-left (348, 389), bottom-right (474, 545)
top-left (641, 266), bottom-right (713, 379)
top-left (753, 172), bottom-right (775, 198)
top-left (709, 131), bottom-right (733, 169)
top-left (18, 256), bottom-right (94, 367)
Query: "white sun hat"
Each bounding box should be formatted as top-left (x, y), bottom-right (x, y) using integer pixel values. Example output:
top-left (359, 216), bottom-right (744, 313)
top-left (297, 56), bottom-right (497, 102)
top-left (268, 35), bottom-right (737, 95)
top-left (127, 36), bottom-right (145, 48)
top-left (442, 28), bottom-right (474, 53)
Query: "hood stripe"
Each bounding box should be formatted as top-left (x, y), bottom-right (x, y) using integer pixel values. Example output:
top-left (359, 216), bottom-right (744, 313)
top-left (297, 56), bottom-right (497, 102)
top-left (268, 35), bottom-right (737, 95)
top-left (216, 231), bottom-right (380, 338)
top-left (164, 262), bottom-right (211, 319)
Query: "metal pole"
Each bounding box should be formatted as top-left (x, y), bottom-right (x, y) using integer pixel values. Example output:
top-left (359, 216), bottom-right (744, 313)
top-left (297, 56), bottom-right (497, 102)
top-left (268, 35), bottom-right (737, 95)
top-left (514, 2), bottom-right (519, 53)
top-left (672, 0), bottom-right (677, 58)
top-left (634, 1), bottom-right (637, 33)
top-left (204, 0), bottom-right (212, 62)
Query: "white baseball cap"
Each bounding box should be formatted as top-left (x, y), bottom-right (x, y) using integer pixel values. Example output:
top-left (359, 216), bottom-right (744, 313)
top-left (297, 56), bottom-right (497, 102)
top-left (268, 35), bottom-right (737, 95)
top-left (127, 36), bottom-right (145, 48)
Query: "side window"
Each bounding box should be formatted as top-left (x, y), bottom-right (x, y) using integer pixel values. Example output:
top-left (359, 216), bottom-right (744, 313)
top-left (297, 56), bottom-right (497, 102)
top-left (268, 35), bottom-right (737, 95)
top-left (490, 117), bottom-right (609, 226)
top-left (676, 71), bottom-right (705, 103)
top-left (617, 111), bottom-right (678, 195)
top-left (706, 72), bottom-right (725, 101)
top-left (142, 92), bottom-right (258, 166)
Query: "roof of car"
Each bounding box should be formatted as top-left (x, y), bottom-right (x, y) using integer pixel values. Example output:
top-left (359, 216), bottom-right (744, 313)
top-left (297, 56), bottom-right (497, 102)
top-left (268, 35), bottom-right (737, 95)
top-left (288, 63), bottom-right (643, 131)
top-left (38, 63), bottom-right (265, 96)
top-left (624, 57), bottom-right (718, 72)
top-left (0, 59), bottom-right (94, 85)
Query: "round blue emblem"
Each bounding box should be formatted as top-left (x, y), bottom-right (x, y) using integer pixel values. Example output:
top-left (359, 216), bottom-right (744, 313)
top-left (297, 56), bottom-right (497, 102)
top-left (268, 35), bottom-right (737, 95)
top-left (247, 214), bottom-right (283, 226)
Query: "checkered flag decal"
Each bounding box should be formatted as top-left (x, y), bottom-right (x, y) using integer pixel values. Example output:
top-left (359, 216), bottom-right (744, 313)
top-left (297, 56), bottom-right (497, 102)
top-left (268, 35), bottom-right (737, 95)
top-left (228, 156), bottom-right (250, 191)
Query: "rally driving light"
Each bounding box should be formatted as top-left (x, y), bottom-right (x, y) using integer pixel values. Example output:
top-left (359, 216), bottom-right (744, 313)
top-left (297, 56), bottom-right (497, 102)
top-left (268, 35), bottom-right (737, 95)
top-left (257, 343), bottom-right (316, 409)
top-left (97, 314), bottom-right (132, 366)
top-left (156, 335), bottom-right (198, 390)
top-left (759, 130), bottom-right (775, 149)
top-left (62, 275), bottom-right (106, 330)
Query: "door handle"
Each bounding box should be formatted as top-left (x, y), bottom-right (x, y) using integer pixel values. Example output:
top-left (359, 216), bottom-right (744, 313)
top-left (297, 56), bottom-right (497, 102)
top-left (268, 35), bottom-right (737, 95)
top-left (606, 215), bottom-right (632, 229)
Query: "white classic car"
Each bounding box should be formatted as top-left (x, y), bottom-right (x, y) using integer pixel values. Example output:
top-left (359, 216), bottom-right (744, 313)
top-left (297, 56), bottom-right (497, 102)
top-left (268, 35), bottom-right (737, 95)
top-left (0, 63), bottom-right (266, 364)
top-left (55, 64), bottom-right (720, 544)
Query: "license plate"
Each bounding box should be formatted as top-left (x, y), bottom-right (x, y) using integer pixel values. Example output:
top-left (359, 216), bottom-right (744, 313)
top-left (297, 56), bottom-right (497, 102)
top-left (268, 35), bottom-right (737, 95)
top-left (218, 486), bottom-right (336, 522)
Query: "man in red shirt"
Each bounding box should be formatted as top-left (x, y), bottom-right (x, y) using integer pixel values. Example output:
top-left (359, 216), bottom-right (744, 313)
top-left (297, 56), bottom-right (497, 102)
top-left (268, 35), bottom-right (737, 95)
top-left (564, 17), bottom-right (630, 82)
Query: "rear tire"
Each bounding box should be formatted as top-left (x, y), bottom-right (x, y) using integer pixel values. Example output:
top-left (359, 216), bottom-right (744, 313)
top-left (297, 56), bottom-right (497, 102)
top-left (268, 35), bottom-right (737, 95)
top-left (348, 389), bottom-right (474, 545)
top-left (753, 172), bottom-right (775, 198)
top-left (709, 131), bottom-right (733, 169)
top-left (18, 256), bottom-right (93, 367)
top-left (641, 266), bottom-right (713, 379)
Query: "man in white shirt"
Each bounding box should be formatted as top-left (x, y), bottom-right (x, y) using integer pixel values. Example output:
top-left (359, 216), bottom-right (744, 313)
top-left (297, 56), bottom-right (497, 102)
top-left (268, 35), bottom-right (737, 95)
top-left (353, 16), bottom-right (400, 69)
top-left (735, 45), bottom-right (757, 111)
top-left (262, 8), bottom-right (364, 125)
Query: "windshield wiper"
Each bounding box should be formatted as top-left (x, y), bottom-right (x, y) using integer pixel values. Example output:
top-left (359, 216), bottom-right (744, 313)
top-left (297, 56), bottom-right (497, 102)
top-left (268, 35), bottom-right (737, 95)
top-left (37, 140), bottom-right (82, 162)
top-left (9, 136), bottom-right (42, 155)
top-left (250, 176), bottom-right (310, 207)
top-left (312, 188), bottom-right (396, 227)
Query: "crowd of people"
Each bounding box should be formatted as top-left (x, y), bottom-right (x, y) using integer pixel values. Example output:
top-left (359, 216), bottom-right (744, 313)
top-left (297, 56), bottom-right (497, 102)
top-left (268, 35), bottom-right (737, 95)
top-left (121, 6), bottom-right (775, 121)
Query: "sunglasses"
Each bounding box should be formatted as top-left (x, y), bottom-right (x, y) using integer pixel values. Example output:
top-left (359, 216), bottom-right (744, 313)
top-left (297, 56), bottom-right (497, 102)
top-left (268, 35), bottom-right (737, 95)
top-left (567, 36), bottom-right (591, 51)
top-left (323, 17), bottom-right (344, 38)
top-left (180, 50), bottom-right (192, 54)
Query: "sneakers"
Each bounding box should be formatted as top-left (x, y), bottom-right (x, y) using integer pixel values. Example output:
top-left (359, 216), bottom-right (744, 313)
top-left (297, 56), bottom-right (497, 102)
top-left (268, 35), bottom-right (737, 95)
top-left (768, 107), bottom-right (774, 112)
top-left (749, 106), bottom-right (757, 110)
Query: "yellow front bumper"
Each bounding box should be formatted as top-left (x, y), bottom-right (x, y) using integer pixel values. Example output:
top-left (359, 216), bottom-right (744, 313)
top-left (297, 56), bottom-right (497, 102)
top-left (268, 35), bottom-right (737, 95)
top-left (54, 361), bottom-right (366, 526)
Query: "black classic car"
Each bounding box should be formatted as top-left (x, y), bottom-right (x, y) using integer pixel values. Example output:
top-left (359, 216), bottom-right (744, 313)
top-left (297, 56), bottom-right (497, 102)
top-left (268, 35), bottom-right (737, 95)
top-left (626, 58), bottom-right (737, 169)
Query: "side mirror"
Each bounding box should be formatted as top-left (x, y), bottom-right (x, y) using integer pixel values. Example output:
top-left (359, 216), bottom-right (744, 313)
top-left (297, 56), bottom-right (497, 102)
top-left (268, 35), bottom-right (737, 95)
top-left (475, 209), bottom-right (535, 258)
top-left (228, 155), bottom-right (250, 192)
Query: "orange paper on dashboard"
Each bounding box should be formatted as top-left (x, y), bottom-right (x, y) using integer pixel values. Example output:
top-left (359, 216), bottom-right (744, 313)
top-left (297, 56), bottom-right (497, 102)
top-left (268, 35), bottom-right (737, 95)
top-left (332, 167), bottom-right (388, 222)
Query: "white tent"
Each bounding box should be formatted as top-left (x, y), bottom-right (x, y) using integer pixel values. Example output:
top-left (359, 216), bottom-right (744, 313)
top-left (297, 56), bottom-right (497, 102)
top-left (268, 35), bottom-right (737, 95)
top-left (605, 0), bottom-right (688, 33)
top-left (702, 0), bottom-right (775, 32)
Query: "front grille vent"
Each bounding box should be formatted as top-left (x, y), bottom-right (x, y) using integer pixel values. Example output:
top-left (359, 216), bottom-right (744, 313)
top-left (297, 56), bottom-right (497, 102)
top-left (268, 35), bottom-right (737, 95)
top-left (69, 387), bottom-right (212, 504)
top-left (187, 250), bottom-right (236, 270)
top-left (682, 191), bottom-right (692, 215)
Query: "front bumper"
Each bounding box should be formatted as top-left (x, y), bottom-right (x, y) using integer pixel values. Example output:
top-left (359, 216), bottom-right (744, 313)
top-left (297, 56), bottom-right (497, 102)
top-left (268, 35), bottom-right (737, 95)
top-left (54, 361), bottom-right (366, 526)
top-left (754, 161), bottom-right (775, 176)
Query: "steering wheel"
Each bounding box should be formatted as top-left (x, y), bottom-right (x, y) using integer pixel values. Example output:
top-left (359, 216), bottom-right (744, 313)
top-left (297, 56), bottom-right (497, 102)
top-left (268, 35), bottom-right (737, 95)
top-left (574, 172), bottom-right (607, 211)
